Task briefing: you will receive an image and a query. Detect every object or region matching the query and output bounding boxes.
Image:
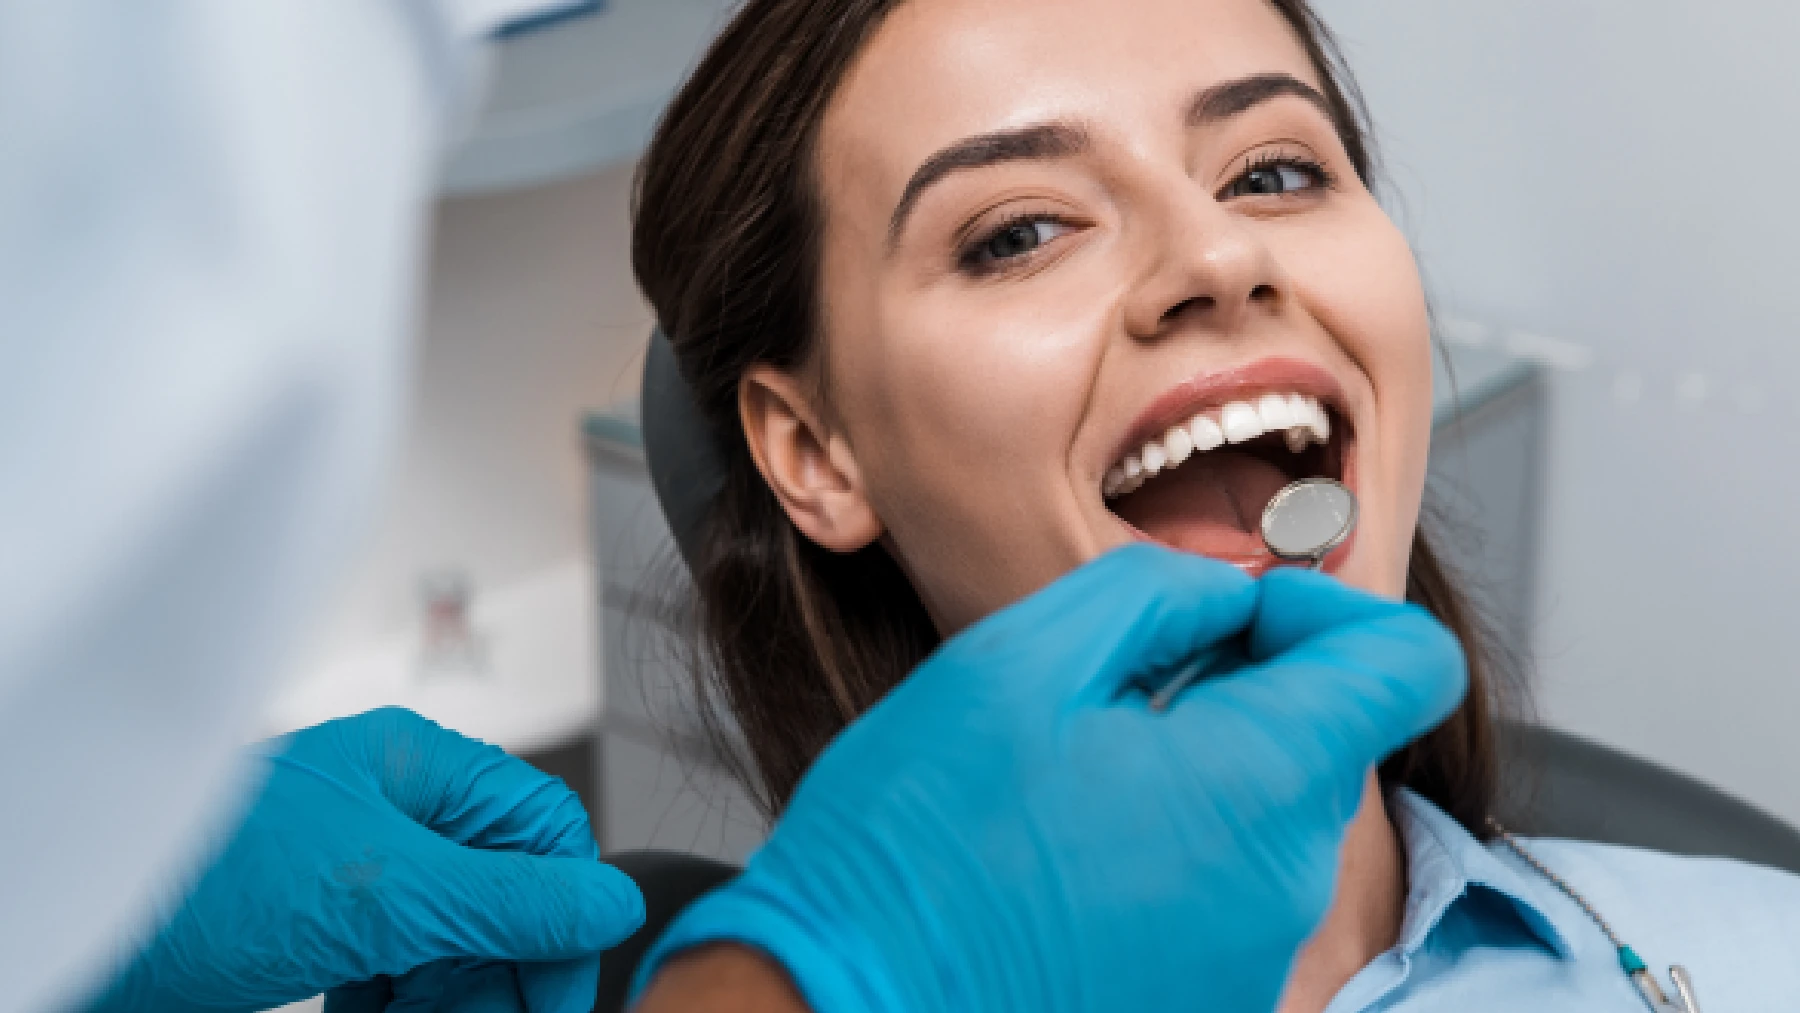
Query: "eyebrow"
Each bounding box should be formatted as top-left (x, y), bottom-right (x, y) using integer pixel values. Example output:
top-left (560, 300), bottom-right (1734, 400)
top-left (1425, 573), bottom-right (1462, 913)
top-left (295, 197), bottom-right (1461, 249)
top-left (1186, 72), bottom-right (1333, 128)
top-left (887, 123), bottom-right (1090, 246)
top-left (886, 72), bottom-right (1336, 247)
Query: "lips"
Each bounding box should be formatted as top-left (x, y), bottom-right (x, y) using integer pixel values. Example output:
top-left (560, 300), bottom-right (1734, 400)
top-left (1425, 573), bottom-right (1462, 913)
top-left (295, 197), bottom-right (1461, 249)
top-left (1101, 358), bottom-right (1355, 573)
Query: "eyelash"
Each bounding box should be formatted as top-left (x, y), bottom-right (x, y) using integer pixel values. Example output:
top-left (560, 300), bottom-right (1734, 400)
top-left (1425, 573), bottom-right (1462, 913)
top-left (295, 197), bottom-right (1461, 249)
top-left (957, 210), bottom-right (1068, 276)
top-left (955, 152), bottom-right (1336, 277)
top-left (1231, 151), bottom-right (1337, 197)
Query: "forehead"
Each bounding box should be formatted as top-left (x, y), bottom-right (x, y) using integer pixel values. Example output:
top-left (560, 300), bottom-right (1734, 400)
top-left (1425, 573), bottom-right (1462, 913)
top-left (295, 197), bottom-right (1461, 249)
top-left (819, 0), bottom-right (1323, 209)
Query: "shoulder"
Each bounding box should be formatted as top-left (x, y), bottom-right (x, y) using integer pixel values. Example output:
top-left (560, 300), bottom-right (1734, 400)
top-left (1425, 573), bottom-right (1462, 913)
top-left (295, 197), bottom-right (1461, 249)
top-left (1511, 837), bottom-right (1800, 1000)
top-left (1521, 835), bottom-right (1800, 900)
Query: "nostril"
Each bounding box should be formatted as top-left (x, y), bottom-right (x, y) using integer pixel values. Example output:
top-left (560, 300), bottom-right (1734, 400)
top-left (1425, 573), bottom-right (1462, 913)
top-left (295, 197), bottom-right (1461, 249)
top-left (1249, 283), bottom-right (1277, 303)
top-left (1161, 295), bottom-right (1214, 325)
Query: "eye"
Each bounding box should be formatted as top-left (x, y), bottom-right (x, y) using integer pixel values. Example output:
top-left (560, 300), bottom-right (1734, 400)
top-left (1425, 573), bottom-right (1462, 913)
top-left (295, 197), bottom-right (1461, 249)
top-left (961, 215), bottom-right (1075, 272)
top-left (1221, 154), bottom-right (1334, 200)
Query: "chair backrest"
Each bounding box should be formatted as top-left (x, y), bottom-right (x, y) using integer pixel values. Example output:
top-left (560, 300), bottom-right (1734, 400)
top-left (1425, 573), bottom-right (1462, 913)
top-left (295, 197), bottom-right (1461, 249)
top-left (639, 327), bottom-right (722, 574)
top-left (593, 849), bottom-right (740, 1013)
top-left (1497, 723), bottom-right (1800, 875)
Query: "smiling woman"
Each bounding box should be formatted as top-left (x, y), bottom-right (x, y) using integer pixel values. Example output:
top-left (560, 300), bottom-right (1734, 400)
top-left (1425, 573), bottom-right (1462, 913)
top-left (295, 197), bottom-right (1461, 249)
top-left (626, 0), bottom-right (1800, 1011)
top-left (633, 0), bottom-right (1499, 835)
top-left (632, 0), bottom-right (1494, 1005)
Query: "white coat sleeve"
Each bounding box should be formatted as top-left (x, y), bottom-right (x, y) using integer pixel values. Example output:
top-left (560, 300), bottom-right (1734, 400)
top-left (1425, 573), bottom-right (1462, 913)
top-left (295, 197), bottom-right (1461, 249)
top-left (0, 2), bottom-right (574, 1010)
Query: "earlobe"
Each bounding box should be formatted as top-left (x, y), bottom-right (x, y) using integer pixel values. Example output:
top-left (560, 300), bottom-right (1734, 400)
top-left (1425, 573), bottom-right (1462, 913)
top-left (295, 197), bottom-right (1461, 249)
top-left (739, 367), bottom-right (883, 552)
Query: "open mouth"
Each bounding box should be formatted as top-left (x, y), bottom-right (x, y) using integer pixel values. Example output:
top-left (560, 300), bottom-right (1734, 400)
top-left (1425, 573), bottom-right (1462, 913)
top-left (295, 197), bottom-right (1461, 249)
top-left (1102, 390), bottom-right (1352, 565)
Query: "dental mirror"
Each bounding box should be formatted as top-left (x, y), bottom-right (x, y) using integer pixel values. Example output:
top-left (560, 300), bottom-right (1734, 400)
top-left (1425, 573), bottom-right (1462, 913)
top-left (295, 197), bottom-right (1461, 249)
top-left (1149, 478), bottom-right (1359, 712)
top-left (1261, 477), bottom-right (1358, 568)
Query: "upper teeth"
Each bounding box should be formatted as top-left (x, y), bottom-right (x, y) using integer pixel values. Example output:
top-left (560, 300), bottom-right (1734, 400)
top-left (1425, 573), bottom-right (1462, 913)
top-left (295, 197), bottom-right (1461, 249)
top-left (1103, 392), bottom-right (1331, 499)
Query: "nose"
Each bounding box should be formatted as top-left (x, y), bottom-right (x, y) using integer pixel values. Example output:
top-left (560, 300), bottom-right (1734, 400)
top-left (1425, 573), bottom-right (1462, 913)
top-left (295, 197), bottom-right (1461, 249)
top-left (1120, 189), bottom-right (1285, 342)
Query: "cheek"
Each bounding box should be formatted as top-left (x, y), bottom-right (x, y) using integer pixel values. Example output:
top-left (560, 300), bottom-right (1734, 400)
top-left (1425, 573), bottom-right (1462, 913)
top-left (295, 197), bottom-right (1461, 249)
top-left (863, 271), bottom-right (1116, 476)
top-left (1278, 209), bottom-right (1434, 588)
top-left (1351, 239), bottom-right (1433, 492)
top-left (831, 273), bottom-right (1117, 615)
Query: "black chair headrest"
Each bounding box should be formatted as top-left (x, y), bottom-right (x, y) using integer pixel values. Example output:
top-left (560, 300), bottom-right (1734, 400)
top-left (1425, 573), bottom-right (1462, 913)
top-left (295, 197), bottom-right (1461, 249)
top-left (641, 326), bottom-right (726, 573)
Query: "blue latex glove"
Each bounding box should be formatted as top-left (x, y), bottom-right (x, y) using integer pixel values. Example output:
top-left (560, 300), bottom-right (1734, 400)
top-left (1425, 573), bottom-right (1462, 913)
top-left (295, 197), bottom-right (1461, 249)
top-left (630, 545), bottom-right (1466, 1012)
top-left (83, 707), bottom-right (645, 1013)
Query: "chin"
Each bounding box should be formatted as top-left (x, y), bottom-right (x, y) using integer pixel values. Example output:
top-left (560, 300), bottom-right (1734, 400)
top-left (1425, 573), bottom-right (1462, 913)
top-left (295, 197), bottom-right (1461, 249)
top-left (1337, 523), bottom-right (1411, 599)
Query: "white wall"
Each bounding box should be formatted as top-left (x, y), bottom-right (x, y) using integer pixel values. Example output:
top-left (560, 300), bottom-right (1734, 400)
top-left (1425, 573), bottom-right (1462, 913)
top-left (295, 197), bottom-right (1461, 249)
top-left (1316, 0), bottom-right (1800, 822)
top-left (306, 162), bottom-right (651, 663)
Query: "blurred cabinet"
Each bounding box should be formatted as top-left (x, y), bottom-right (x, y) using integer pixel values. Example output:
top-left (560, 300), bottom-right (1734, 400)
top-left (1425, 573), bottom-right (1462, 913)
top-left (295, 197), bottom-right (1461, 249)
top-left (1426, 344), bottom-right (1546, 652)
top-left (441, 0), bottom-right (737, 196)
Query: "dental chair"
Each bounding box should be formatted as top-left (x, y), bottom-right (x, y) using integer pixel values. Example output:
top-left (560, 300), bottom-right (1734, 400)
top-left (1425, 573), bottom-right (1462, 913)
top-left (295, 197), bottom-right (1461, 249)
top-left (588, 330), bottom-right (1800, 1013)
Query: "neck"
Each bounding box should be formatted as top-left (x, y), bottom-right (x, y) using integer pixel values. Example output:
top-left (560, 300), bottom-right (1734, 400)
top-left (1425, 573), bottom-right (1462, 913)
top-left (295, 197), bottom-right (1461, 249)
top-left (1276, 775), bottom-right (1407, 1013)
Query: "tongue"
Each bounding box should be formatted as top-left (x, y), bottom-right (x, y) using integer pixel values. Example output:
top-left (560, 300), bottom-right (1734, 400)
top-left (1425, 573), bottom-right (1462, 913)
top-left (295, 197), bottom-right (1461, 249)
top-left (1111, 448), bottom-right (1293, 559)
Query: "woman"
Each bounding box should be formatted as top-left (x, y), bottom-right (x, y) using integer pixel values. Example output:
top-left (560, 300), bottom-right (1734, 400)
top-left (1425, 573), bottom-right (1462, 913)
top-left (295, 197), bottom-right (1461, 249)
top-left (628, 0), bottom-right (1800, 1009)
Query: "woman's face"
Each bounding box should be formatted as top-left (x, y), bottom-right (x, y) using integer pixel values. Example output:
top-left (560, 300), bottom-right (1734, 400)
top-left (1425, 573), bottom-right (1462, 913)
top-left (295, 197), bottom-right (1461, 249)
top-left (748, 0), bottom-right (1433, 632)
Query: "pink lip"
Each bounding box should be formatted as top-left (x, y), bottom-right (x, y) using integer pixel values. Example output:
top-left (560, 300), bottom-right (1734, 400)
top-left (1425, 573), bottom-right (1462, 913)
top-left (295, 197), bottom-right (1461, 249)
top-left (1107, 356), bottom-right (1351, 474)
top-left (1118, 517), bottom-right (1357, 579)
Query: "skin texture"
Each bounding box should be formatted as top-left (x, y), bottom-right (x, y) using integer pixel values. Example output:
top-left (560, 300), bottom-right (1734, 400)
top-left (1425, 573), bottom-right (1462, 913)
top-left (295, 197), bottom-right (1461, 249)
top-left (643, 0), bottom-right (1434, 1008)
top-left (634, 945), bottom-right (809, 1013)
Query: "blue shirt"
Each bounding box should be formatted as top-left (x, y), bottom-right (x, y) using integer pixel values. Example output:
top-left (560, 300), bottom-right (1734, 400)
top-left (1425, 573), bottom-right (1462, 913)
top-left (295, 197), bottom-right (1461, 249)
top-left (1341, 790), bottom-right (1800, 1011)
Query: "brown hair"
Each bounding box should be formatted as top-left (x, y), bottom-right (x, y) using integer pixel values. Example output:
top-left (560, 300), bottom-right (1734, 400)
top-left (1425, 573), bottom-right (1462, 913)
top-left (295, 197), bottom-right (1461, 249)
top-left (632, 0), bottom-right (1521, 833)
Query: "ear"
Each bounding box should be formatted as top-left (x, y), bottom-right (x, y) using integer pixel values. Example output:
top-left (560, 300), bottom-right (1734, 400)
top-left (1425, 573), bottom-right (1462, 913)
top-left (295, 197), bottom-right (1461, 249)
top-left (739, 365), bottom-right (883, 552)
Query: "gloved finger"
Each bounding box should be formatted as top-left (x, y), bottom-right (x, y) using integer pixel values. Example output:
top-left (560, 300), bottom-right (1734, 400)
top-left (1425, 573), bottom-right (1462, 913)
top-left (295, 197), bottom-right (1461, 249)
top-left (390, 843), bottom-right (645, 968)
top-left (1245, 567), bottom-right (1407, 661)
top-left (1156, 607), bottom-right (1462, 843)
top-left (324, 976), bottom-right (392, 1013)
top-left (389, 960), bottom-right (525, 1013)
top-left (356, 707), bottom-right (598, 859)
top-left (1247, 568), bottom-right (1467, 762)
top-left (516, 955), bottom-right (600, 1013)
top-left (1177, 597), bottom-right (1467, 777)
top-left (931, 543), bottom-right (1256, 706)
top-left (439, 964), bottom-right (526, 1013)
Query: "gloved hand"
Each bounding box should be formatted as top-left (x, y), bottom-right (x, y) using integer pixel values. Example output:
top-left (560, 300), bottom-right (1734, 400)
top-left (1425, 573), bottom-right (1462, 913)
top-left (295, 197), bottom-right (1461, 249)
top-left (630, 544), bottom-right (1466, 1013)
top-left (83, 707), bottom-right (644, 1013)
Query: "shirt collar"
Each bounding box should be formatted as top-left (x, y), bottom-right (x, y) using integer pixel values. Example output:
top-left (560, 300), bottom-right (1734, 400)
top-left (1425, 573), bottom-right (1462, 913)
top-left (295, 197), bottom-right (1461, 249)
top-left (1389, 788), bottom-right (1577, 960)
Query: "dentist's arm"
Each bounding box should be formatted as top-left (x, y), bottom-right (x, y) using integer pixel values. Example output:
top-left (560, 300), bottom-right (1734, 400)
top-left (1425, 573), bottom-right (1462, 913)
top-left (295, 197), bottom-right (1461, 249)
top-left (631, 547), bottom-right (1465, 1013)
top-left (0, 3), bottom-right (472, 1006)
top-left (0, 4), bottom-right (586, 1008)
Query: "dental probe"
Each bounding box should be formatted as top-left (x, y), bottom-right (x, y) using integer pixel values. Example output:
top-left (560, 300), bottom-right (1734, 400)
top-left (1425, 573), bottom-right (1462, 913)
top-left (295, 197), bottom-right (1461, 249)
top-left (1148, 478), bottom-right (1358, 712)
top-left (1490, 820), bottom-right (1705, 1013)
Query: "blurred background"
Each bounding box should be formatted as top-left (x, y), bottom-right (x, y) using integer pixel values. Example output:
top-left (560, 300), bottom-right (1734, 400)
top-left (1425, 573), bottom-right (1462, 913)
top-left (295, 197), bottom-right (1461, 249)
top-left (263, 0), bottom-right (1800, 870)
top-left (1318, 0), bottom-right (1800, 827)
